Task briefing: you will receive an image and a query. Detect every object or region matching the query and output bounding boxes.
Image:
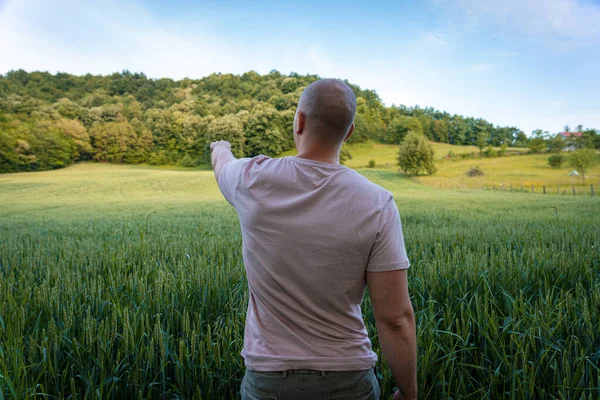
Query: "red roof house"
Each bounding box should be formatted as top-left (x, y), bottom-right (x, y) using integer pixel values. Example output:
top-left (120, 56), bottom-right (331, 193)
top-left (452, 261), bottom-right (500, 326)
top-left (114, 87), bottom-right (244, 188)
top-left (558, 131), bottom-right (583, 139)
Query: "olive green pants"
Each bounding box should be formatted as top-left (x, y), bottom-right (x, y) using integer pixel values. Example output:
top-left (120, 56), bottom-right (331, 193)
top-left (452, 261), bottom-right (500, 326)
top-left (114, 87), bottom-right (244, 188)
top-left (241, 367), bottom-right (380, 400)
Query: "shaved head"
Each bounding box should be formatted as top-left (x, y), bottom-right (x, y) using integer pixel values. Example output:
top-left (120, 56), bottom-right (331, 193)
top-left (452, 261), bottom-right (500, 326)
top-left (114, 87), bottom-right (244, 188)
top-left (296, 79), bottom-right (357, 145)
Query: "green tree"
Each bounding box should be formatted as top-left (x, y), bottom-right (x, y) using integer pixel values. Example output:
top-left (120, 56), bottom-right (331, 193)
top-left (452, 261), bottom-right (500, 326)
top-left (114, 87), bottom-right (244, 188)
top-left (476, 131), bottom-right (489, 156)
top-left (54, 118), bottom-right (92, 160)
top-left (385, 116), bottom-right (423, 144)
top-left (245, 109), bottom-right (284, 157)
top-left (88, 121), bottom-right (138, 163)
top-left (207, 114), bottom-right (245, 158)
top-left (569, 149), bottom-right (598, 184)
top-left (528, 130), bottom-right (547, 153)
top-left (514, 131), bottom-right (528, 147)
top-left (548, 135), bottom-right (565, 153)
top-left (340, 145), bottom-right (352, 165)
top-left (432, 119), bottom-right (449, 143)
top-left (397, 132), bottom-right (437, 176)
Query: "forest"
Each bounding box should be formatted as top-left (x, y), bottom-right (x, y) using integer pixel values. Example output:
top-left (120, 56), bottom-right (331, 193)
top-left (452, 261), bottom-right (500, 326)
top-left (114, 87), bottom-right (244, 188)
top-left (0, 69), bottom-right (575, 173)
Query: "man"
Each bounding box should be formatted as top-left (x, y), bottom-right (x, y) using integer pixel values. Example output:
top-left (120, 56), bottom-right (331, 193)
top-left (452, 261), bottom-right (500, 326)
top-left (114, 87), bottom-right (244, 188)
top-left (211, 79), bottom-right (417, 400)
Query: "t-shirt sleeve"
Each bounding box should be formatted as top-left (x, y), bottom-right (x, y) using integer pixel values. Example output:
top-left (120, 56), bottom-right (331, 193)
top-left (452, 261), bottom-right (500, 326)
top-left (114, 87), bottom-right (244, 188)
top-left (366, 197), bottom-right (410, 272)
top-left (217, 158), bottom-right (250, 206)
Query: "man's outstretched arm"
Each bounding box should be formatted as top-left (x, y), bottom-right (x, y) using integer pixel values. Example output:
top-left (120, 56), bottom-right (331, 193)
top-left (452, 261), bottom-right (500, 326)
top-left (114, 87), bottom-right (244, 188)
top-left (211, 141), bottom-right (235, 179)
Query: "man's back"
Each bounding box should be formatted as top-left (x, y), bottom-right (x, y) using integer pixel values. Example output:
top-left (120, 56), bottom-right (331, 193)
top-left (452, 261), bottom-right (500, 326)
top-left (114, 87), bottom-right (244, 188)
top-left (218, 155), bottom-right (410, 371)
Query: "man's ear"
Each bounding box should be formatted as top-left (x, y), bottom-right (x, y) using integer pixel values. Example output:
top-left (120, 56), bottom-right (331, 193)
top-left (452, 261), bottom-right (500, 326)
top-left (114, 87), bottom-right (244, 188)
top-left (295, 111), bottom-right (305, 134)
top-left (343, 123), bottom-right (355, 142)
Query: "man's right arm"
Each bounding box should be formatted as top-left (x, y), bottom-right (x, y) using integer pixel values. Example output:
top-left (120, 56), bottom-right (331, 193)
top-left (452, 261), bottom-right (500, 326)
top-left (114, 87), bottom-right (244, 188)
top-left (367, 269), bottom-right (417, 400)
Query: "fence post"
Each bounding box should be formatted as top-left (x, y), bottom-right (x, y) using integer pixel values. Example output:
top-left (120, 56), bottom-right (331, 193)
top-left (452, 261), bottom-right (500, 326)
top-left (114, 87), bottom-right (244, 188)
top-left (592, 184), bottom-right (594, 197)
top-left (531, 184), bottom-right (534, 193)
top-left (521, 183), bottom-right (524, 192)
top-left (558, 184), bottom-right (560, 195)
top-left (572, 184), bottom-right (576, 195)
top-left (510, 183), bottom-right (513, 192)
top-left (543, 185), bottom-right (546, 194)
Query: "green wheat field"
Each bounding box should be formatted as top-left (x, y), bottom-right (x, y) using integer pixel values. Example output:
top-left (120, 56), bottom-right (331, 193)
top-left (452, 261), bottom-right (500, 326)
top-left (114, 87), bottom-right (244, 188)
top-left (1, 163), bottom-right (599, 399)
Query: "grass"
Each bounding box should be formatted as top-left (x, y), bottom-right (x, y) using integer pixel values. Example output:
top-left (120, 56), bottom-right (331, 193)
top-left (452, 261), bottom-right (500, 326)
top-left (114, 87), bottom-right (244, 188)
top-left (1, 163), bottom-right (599, 399)
top-left (416, 153), bottom-right (600, 191)
top-left (284, 141), bottom-right (599, 192)
top-left (280, 140), bottom-right (508, 168)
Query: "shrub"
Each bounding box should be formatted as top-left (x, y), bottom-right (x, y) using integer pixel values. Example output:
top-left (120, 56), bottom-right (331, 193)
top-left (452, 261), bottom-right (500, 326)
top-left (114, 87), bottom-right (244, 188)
top-left (548, 154), bottom-right (564, 168)
top-left (459, 152), bottom-right (477, 160)
top-left (484, 146), bottom-right (498, 158)
top-left (340, 146), bottom-right (352, 165)
top-left (148, 150), bottom-right (170, 165)
top-left (498, 143), bottom-right (508, 156)
top-left (467, 166), bottom-right (484, 177)
top-left (368, 159), bottom-right (376, 168)
top-left (178, 154), bottom-right (198, 168)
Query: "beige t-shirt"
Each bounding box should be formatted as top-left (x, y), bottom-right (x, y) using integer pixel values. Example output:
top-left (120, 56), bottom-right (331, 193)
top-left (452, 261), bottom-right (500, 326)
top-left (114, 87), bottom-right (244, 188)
top-left (218, 155), bottom-right (409, 371)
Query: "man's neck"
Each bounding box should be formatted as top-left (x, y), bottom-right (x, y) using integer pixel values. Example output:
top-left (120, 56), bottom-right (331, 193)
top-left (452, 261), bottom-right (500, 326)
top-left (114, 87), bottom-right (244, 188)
top-left (295, 148), bottom-right (340, 165)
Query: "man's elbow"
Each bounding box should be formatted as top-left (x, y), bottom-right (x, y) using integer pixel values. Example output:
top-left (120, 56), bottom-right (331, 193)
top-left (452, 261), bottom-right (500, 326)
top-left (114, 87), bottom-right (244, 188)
top-left (376, 308), bottom-right (415, 332)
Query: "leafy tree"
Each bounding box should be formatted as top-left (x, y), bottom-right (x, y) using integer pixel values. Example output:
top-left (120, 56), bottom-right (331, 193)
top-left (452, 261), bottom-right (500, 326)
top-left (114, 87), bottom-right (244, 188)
top-left (569, 149), bottom-right (598, 184)
top-left (207, 114), bottom-right (245, 158)
top-left (340, 145), bottom-right (352, 165)
top-left (548, 135), bottom-right (565, 153)
top-left (88, 121), bottom-right (138, 163)
top-left (0, 130), bottom-right (19, 172)
top-left (476, 131), bottom-right (489, 156)
top-left (581, 129), bottom-right (599, 149)
top-left (397, 132), bottom-right (436, 176)
top-left (54, 119), bottom-right (92, 160)
top-left (528, 130), bottom-right (547, 153)
top-left (245, 109), bottom-right (284, 157)
top-left (432, 119), bottom-right (449, 143)
top-left (514, 131), bottom-right (528, 147)
top-left (385, 116), bottom-right (423, 144)
top-left (24, 121), bottom-right (73, 170)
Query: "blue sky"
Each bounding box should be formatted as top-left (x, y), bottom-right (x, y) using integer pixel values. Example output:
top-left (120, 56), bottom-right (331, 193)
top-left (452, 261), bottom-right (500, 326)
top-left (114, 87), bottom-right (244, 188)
top-left (0, 0), bottom-right (599, 134)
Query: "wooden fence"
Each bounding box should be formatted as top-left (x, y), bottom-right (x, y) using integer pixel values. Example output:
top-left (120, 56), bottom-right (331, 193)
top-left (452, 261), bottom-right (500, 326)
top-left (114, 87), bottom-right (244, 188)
top-left (483, 183), bottom-right (596, 196)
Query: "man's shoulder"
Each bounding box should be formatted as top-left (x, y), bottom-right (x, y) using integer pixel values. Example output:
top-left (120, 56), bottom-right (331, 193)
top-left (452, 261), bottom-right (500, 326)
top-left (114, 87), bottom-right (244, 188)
top-left (343, 169), bottom-right (395, 204)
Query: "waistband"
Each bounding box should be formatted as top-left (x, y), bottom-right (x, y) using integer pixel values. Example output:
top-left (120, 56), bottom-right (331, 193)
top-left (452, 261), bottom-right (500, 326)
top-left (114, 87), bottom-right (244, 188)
top-left (248, 367), bottom-right (375, 378)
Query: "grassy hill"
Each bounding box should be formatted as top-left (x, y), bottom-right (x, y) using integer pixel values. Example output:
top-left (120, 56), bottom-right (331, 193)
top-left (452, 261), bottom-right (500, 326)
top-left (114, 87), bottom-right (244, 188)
top-left (284, 140), bottom-right (598, 193)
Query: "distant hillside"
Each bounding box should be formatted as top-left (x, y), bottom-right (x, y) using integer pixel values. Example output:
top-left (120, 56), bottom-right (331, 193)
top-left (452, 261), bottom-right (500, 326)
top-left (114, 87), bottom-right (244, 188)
top-left (0, 70), bottom-right (527, 173)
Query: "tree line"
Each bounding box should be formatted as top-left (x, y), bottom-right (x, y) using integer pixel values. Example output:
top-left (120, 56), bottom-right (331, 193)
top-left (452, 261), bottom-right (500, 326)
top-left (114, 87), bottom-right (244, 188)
top-left (0, 69), bottom-right (592, 173)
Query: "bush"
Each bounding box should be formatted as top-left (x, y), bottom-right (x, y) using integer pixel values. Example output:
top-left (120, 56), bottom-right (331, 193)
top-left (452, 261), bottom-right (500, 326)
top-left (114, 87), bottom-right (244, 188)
top-left (148, 150), bottom-right (170, 165)
top-left (484, 146), bottom-right (498, 158)
top-left (178, 154), bottom-right (198, 168)
top-left (548, 154), bottom-right (564, 168)
top-left (498, 143), bottom-right (508, 156)
top-left (459, 152), bottom-right (477, 160)
top-left (368, 159), bottom-right (376, 168)
top-left (340, 146), bottom-right (352, 165)
top-left (467, 166), bottom-right (484, 177)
